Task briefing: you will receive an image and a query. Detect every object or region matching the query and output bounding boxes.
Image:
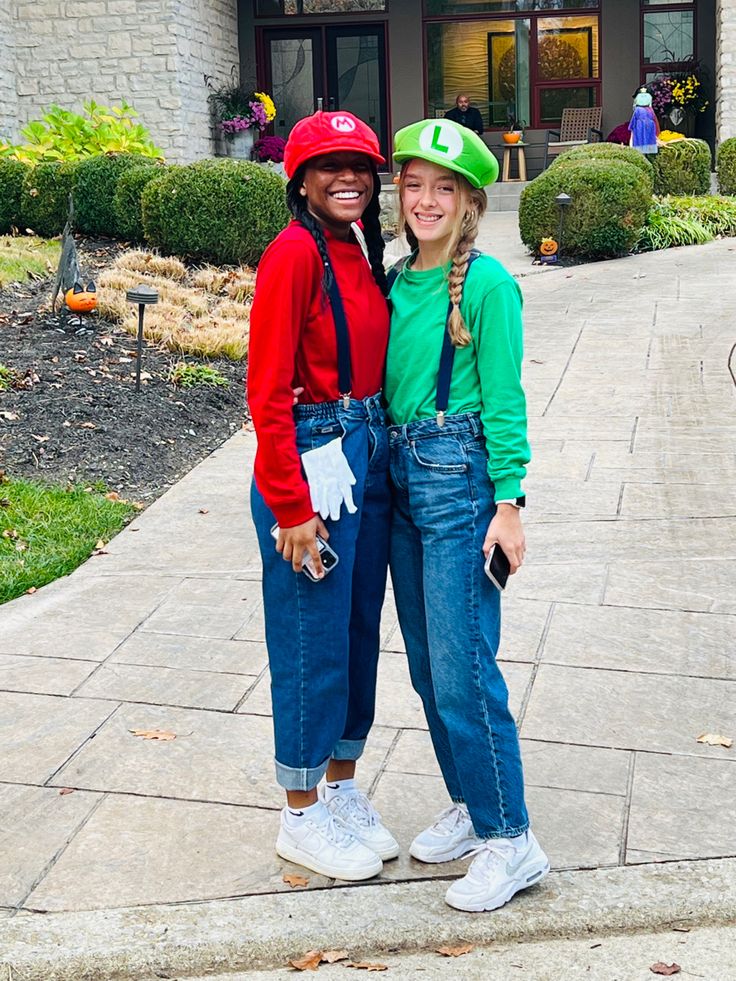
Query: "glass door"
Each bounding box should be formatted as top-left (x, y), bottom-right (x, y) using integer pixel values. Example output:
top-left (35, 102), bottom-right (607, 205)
top-left (262, 25), bottom-right (389, 164)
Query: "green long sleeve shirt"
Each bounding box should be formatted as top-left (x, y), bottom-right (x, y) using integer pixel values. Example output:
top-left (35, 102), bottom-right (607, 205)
top-left (384, 253), bottom-right (530, 502)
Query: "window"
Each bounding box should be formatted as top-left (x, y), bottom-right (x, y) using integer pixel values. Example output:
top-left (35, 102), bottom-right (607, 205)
top-left (640, 1), bottom-right (695, 79)
top-left (256, 0), bottom-right (386, 15)
top-left (425, 1), bottom-right (597, 12)
top-left (426, 7), bottom-right (600, 129)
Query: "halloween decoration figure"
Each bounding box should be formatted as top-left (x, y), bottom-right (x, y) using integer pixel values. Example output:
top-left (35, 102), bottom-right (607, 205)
top-left (538, 237), bottom-right (559, 265)
top-left (65, 281), bottom-right (98, 313)
top-left (629, 88), bottom-right (660, 155)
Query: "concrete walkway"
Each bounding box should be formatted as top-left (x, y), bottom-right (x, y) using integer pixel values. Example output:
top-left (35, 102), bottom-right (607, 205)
top-left (2, 234), bottom-right (736, 979)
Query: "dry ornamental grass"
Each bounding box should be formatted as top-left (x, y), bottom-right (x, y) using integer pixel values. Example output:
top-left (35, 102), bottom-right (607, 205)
top-left (97, 250), bottom-right (254, 361)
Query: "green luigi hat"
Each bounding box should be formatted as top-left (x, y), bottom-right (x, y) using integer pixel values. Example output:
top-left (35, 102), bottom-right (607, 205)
top-left (393, 118), bottom-right (499, 189)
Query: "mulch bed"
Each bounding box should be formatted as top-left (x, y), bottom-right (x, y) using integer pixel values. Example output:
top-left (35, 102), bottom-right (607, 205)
top-left (0, 238), bottom-right (248, 502)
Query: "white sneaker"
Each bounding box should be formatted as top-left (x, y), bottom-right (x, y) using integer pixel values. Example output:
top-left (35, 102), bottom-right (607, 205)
top-left (409, 803), bottom-right (482, 864)
top-left (276, 806), bottom-right (383, 882)
top-left (444, 830), bottom-right (550, 912)
top-left (322, 787), bottom-right (400, 861)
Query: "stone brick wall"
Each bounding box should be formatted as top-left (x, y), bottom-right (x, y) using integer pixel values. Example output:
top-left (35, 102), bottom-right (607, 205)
top-left (0, 0), bottom-right (18, 142)
top-left (717, 0), bottom-right (736, 140)
top-left (8, 0), bottom-right (239, 161)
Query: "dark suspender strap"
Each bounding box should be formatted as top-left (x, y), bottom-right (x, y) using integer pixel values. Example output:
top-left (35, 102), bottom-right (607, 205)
top-left (324, 260), bottom-right (353, 407)
top-left (435, 249), bottom-right (481, 427)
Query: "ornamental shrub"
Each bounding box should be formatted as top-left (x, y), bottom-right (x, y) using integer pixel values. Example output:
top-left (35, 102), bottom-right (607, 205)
top-left (73, 153), bottom-right (153, 237)
top-left (141, 159), bottom-right (289, 265)
top-left (716, 137), bottom-right (736, 196)
top-left (20, 161), bottom-right (78, 237)
top-left (0, 159), bottom-right (26, 233)
top-left (650, 139), bottom-right (711, 196)
top-left (519, 158), bottom-right (652, 259)
top-left (113, 163), bottom-right (166, 241)
top-left (553, 142), bottom-right (654, 188)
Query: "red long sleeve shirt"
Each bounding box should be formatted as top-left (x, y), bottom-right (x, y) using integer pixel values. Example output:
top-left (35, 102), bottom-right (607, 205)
top-left (247, 220), bottom-right (390, 528)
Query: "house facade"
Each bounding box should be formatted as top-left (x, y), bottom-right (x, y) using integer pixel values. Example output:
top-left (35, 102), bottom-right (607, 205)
top-left (2, 0), bottom-right (735, 175)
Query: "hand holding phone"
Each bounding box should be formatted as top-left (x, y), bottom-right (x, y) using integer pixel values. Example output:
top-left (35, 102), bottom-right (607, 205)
top-left (484, 543), bottom-right (510, 591)
top-left (271, 523), bottom-right (339, 582)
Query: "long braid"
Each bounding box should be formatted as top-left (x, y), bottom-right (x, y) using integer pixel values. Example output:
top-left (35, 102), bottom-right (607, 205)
top-left (361, 174), bottom-right (389, 296)
top-left (286, 168), bottom-right (333, 291)
top-left (447, 186), bottom-right (486, 347)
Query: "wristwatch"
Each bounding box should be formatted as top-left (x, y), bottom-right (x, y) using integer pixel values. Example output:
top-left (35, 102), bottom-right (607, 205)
top-left (496, 496), bottom-right (526, 509)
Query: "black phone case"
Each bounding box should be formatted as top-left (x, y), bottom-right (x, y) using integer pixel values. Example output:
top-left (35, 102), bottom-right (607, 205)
top-left (487, 545), bottom-right (511, 590)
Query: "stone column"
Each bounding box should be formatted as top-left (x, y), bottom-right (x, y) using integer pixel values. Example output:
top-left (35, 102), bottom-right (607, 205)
top-left (717, 0), bottom-right (736, 140)
top-left (10, 0), bottom-right (239, 162)
top-left (0, 0), bottom-right (19, 142)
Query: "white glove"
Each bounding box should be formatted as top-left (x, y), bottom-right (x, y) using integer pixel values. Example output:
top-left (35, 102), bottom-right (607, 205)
top-left (301, 437), bottom-right (358, 521)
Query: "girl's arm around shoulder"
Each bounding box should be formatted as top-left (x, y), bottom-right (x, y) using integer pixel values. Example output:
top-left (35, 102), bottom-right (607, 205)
top-left (469, 260), bottom-right (530, 502)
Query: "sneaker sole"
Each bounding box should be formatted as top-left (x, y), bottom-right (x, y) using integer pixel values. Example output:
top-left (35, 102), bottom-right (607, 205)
top-left (276, 840), bottom-right (383, 882)
top-left (444, 860), bottom-right (550, 912)
top-left (409, 838), bottom-right (480, 864)
top-left (374, 841), bottom-right (400, 861)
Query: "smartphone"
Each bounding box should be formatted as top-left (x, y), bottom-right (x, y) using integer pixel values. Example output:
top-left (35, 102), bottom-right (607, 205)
top-left (270, 524), bottom-right (339, 582)
top-left (484, 543), bottom-right (510, 591)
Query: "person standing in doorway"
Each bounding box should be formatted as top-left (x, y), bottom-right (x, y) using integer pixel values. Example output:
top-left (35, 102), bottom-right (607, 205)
top-left (384, 117), bottom-right (549, 912)
top-left (445, 94), bottom-right (485, 137)
top-left (248, 110), bottom-right (398, 882)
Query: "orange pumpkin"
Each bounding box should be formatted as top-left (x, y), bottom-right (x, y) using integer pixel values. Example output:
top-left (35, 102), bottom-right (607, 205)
top-left (65, 280), bottom-right (97, 313)
top-left (539, 238), bottom-right (558, 256)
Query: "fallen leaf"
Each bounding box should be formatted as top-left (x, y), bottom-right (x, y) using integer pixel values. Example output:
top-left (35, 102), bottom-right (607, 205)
top-left (198, 508), bottom-right (209, 514)
top-left (283, 873), bottom-right (310, 888)
top-left (0, 411), bottom-right (19, 421)
top-left (80, 422), bottom-right (97, 430)
top-left (322, 951), bottom-right (349, 964)
top-left (62, 420), bottom-right (71, 427)
top-left (436, 944), bottom-right (474, 957)
top-left (650, 964), bottom-right (681, 976)
top-left (26, 586), bottom-right (37, 594)
top-left (0, 498), bottom-right (9, 508)
top-left (59, 788), bottom-right (75, 796)
top-left (139, 371), bottom-right (153, 381)
top-left (345, 964), bottom-right (388, 972)
top-left (2, 528), bottom-right (18, 539)
top-left (100, 336), bottom-right (114, 347)
top-left (696, 732), bottom-right (733, 748)
top-left (105, 491), bottom-right (120, 501)
top-left (94, 539), bottom-right (106, 550)
top-left (129, 728), bottom-right (177, 741)
top-left (31, 434), bottom-right (50, 443)
top-left (288, 950), bottom-right (323, 971)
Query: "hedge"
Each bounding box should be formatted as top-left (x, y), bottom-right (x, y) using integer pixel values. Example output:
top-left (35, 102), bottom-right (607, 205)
top-left (20, 161), bottom-right (78, 237)
top-left (0, 159), bottom-right (26, 234)
top-left (73, 153), bottom-right (154, 238)
top-left (113, 163), bottom-right (167, 241)
top-left (717, 137), bottom-right (736, 196)
top-left (519, 158), bottom-right (652, 259)
top-left (651, 139), bottom-right (711, 196)
top-left (141, 159), bottom-right (289, 265)
top-left (552, 142), bottom-right (654, 187)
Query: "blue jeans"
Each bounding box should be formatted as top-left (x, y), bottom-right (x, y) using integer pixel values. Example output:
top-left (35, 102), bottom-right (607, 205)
top-left (251, 393), bottom-right (390, 791)
top-left (388, 413), bottom-right (529, 839)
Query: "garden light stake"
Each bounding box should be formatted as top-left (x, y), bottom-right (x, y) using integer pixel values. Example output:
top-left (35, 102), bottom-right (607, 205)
top-left (555, 192), bottom-right (572, 259)
top-left (125, 285), bottom-right (159, 393)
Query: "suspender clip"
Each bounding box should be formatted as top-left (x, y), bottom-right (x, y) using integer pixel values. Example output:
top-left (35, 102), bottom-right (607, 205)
top-left (436, 410), bottom-right (446, 428)
top-left (341, 393), bottom-right (351, 410)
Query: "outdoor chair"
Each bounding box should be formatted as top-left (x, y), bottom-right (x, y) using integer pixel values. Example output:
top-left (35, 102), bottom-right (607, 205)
top-left (544, 107), bottom-right (603, 169)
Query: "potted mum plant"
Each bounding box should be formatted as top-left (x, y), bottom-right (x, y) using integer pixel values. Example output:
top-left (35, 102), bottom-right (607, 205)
top-left (208, 74), bottom-right (276, 159)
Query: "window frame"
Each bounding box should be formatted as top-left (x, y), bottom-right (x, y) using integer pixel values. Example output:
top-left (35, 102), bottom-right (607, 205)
top-left (639, 1), bottom-right (696, 81)
top-left (254, 0), bottom-right (389, 18)
top-left (422, 3), bottom-right (602, 131)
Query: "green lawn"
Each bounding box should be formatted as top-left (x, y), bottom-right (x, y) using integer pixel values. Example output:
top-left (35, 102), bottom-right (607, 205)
top-left (0, 235), bottom-right (61, 287)
top-left (0, 476), bottom-right (135, 604)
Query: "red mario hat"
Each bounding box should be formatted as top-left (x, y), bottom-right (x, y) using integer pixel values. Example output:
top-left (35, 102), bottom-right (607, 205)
top-left (284, 111), bottom-right (385, 179)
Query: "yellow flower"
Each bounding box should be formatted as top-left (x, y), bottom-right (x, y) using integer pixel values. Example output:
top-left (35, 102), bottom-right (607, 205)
top-left (255, 92), bottom-right (276, 123)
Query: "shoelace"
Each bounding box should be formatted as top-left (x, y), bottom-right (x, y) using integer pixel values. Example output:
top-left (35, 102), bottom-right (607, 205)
top-left (430, 804), bottom-right (470, 836)
top-left (463, 838), bottom-right (524, 877)
top-left (307, 811), bottom-right (358, 849)
top-left (331, 791), bottom-right (382, 829)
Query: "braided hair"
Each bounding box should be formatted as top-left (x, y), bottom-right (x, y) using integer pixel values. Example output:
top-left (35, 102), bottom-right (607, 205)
top-left (286, 164), bottom-right (388, 297)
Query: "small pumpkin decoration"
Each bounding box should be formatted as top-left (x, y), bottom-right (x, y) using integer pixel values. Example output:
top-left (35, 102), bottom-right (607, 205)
top-left (539, 237), bottom-right (558, 257)
top-left (65, 280), bottom-right (97, 313)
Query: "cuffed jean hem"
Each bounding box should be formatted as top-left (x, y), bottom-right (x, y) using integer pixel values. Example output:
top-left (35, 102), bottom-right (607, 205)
top-left (331, 737), bottom-right (367, 761)
top-left (476, 821), bottom-right (530, 840)
top-left (274, 756), bottom-right (330, 792)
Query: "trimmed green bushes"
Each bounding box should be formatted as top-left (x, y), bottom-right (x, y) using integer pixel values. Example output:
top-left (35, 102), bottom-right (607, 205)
top-left (0, 159), bottom-right (26, 233)
top-left (717, 137), bottom-right (736, 196)
top-left (113, 163), bottom-right (166, 241)
top-left (553, 142), bottom-right (654, 184)
top-left (651, 139), bottom-right (711, 196)
top-left (20, 161), bottom-right (78, 237)
top-left (519, 158), bottom-right (652, 259)
top-left (73, 153), bottom-right (153, 238)
top-left (141, 159), bottom-right (289, 265)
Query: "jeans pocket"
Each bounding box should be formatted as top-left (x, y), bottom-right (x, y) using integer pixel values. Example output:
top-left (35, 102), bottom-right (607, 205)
top-left (410, 435), bottom-right (468, 474)
top-left (296, 419), bottom-right (346, 454)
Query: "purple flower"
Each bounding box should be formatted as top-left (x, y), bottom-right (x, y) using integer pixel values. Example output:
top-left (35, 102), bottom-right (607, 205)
top-left (254, 135), bottom-right (286, 162)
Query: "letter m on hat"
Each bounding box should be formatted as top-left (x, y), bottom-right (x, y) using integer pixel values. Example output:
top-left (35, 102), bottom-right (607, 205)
top-left (332, 115), bottom-right (356, 133)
